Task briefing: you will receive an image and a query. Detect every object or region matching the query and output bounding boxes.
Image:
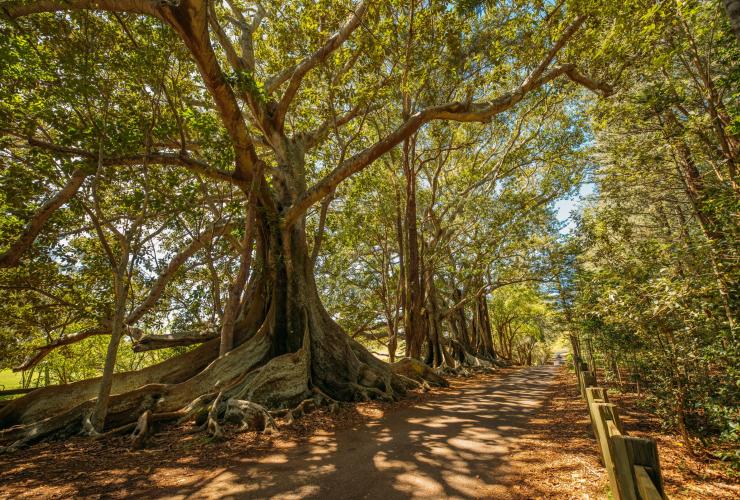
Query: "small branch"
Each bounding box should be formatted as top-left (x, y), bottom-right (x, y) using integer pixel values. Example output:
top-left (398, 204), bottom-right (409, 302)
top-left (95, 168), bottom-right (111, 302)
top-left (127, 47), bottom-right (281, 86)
top-left (208, 1), bottom-right (242, 71)
top-left (22, 138), bottom-right (246, 187)
top-left (565, 67), bottom-right (614, 96)
top-left (126, 221), bottom-right (236, 325)
top-left (1, 0), bottom-right (160, 19)
top-left (13, 326), bottom-right (110, 371)
top-left (303, 102), bottom-right (377, 150)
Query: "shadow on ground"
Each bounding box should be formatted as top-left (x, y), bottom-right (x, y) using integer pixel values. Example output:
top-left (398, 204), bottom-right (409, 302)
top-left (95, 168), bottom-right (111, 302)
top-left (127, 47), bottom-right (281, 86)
top-left (1, 365), bottom-right (587, 499)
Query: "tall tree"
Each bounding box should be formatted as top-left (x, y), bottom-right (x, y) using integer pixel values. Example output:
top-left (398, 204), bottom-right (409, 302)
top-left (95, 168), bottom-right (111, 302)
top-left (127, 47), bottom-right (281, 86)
top-left (0, 0), bottom-right (612, 446)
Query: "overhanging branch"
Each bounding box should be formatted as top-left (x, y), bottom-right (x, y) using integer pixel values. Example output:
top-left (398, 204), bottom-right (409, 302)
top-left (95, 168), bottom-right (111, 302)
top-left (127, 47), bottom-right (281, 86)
top-left (1, 0), bottom-right (160, 18)
top-left (283, 15), bottom-right (612, 227)
top-left (13, 326), bottom-right (110, 372)
top-left (23, 138), bottom-right (246, 187)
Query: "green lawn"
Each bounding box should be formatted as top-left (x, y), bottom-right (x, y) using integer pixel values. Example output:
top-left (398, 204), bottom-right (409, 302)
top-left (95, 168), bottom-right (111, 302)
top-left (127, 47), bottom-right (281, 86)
top-left (0, 369), bottom-right (23, 390)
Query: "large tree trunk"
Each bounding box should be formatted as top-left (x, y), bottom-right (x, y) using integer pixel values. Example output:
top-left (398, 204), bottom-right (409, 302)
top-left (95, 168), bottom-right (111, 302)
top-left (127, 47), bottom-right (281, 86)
top-left (476, 294), bottom-right (497, 360)
top-left (469, 292), bottom-right (495, 361)
top-left (422, 252), bottom-right (447, 368)
top-left (394, 187), bottom-right (406, 361)
top-left (0, 210), bottom-right (440, 449)
top-left (402, 136), bottom-right (425, 360)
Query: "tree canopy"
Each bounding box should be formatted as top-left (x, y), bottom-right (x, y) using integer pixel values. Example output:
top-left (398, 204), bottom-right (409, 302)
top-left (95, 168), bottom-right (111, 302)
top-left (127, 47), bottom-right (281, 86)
top-left (0, 0), bottom-right (737, 458)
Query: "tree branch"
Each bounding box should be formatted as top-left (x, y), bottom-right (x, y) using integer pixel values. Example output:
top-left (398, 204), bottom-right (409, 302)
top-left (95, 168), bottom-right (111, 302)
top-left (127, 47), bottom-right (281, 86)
top-left (157, 0), bottom-right (263, 183)
top-left (284, 14), bottom-right (613, 227)
top-left (302, 102), bottom-right (377, 150)
top-left (13, 326), bottom-right (110, 372)
top-left (132, 332), bottom-right (219, 352)
top-left (1, 0), bottom-right (160, 18)
top-left (0, 168), bottom-right (90, 268)
top-left (286, 65), bottom-right (602, 226)
top-left (3, 0), bottom-right (265, 187)
top-left (126, 221), bottom-right (236, 325)
top-left (310, 189), bottom-right (334, 265)
top-left (273, 0), bottom-right (368, 130)
top-left (23, 137), bottom-right (246, 187)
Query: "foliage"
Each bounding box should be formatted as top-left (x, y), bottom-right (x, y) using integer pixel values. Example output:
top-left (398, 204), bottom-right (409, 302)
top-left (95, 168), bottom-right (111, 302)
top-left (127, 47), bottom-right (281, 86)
top-left (563, 0), bottom-right (739, 456)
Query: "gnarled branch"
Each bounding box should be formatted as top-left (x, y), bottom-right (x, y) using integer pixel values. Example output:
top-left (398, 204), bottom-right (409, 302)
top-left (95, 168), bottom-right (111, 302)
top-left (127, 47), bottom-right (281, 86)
top-left (132, 332), bottom-right (219, 352)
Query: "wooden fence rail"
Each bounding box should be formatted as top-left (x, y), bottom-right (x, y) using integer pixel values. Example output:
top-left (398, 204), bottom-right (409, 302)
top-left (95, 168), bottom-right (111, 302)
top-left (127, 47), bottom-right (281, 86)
top-left (574, 355), bottom-right (667, 500)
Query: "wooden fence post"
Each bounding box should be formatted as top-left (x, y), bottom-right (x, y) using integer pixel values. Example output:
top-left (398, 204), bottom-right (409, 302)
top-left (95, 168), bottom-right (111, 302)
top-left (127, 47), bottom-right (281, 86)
top-left (611, 434), bottom-right (666, 500)
top-left (578, 361), bottom-right (592, 398)
top-left (574, 344), bottom-right (666, 499)
top-left (579, 369), bottom-right (596, 398)
top-left (591, 402), bottom-right (624, 498)
top-left (585, 387), bottom-right (609, 444)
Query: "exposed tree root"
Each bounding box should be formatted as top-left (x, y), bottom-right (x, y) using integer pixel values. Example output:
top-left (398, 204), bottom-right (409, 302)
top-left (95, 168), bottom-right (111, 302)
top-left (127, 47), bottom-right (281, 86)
top-left (436, 348), bottom-right (510, 377)
top-left (224, 399), bottom-right (276, 433)
top-left (0, 339), bottom-right (220, 429)
top-left (206, 392), bottom-right (225, 441)
top-left (0, 334), bottom-right (449, 451)
top-left (81, 412), bottom-right (101, 437)
top-left (96, 421), bottom-right (138, 439)
top-left (391, 357), bottom-right (449, 388)
top-left (131, 410), bottom-right (153, 449)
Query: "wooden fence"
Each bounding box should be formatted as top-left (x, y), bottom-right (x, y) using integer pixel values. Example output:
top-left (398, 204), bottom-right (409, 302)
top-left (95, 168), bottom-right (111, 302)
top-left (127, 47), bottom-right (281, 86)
top-left (574, 356), bottom-right (667, 500)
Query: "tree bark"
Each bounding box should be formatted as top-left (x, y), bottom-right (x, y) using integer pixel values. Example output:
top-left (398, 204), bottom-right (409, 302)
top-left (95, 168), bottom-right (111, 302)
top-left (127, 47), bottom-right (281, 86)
top-left (91, 262), bottom-right (129, 432)
top-left (402, 136), bottom-right (425, 360)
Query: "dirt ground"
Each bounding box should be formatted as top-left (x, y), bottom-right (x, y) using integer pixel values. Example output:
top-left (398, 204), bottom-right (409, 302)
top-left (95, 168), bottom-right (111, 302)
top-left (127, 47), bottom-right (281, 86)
top-left (0, 366), bottom-right (737, 499)
top-left (510, 370), bottom-right (739, 499)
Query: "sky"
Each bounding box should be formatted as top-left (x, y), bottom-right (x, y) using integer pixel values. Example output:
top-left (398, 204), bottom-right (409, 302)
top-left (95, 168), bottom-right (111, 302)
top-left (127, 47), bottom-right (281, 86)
top-left (554, 182), bottom-right (595, 234)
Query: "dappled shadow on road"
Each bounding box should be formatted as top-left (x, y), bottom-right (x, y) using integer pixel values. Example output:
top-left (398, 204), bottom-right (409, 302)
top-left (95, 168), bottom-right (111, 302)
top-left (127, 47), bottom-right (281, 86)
top-left (187, 367), bottom-right (558, 499)
top-left (1, 366), bottom-right (585, 499)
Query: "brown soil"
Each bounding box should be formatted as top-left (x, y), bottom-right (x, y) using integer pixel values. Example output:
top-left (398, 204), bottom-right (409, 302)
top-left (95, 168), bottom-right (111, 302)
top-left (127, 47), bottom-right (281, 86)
top-left (0, 366), bottom-right (736, 499)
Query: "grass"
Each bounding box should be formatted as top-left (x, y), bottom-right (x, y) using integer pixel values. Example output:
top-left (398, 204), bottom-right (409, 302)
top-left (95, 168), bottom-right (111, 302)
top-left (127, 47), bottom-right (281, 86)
top-left (0, 369), bottom-right (23, 390)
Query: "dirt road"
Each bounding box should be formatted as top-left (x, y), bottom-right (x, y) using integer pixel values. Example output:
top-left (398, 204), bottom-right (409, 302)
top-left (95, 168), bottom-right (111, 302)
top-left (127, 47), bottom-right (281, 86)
top-left (1, 364), bottom-right (574, 499)
top-left (5, 360), bottom-right (738, 499)
top-left (186, 365), bottom-right (561, 499)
